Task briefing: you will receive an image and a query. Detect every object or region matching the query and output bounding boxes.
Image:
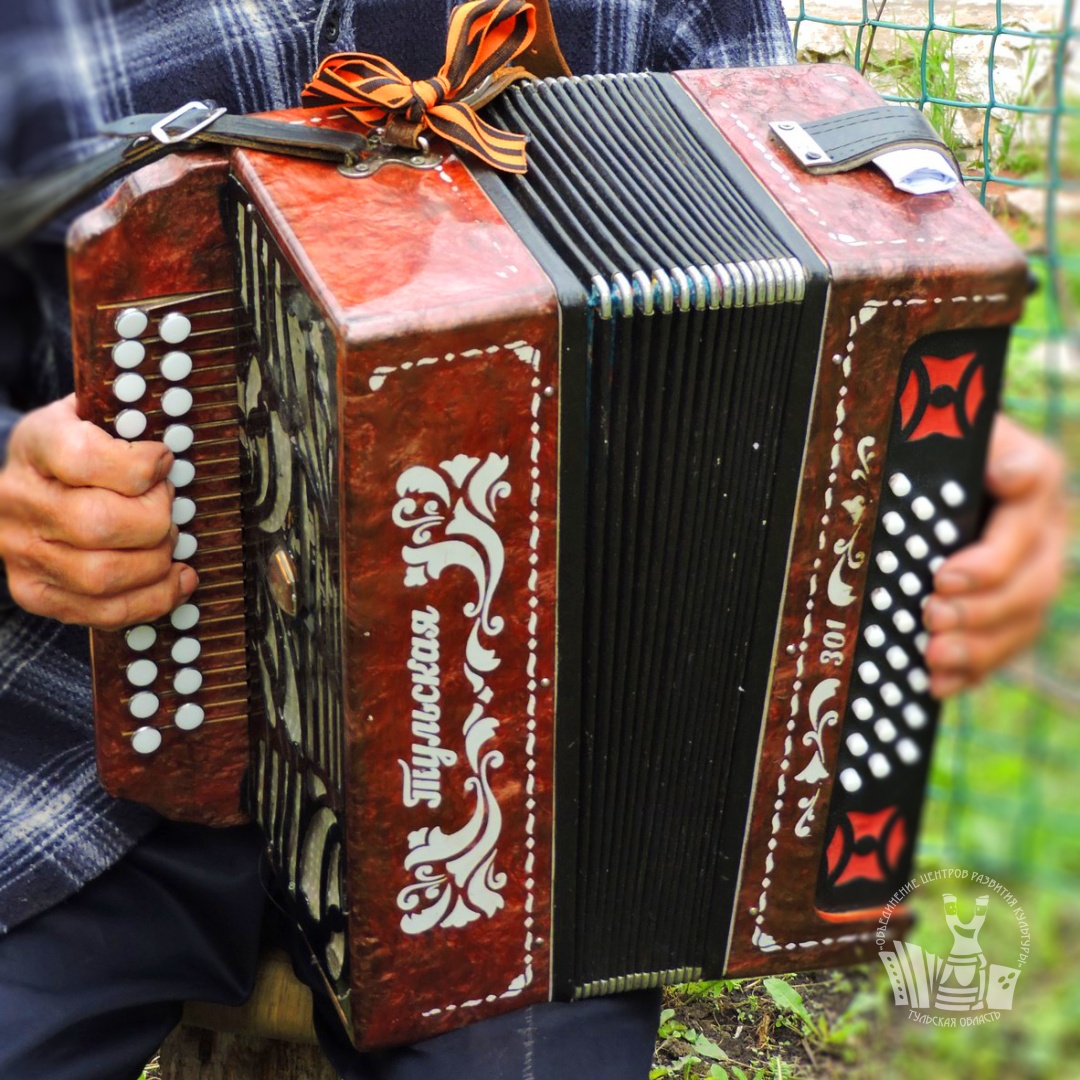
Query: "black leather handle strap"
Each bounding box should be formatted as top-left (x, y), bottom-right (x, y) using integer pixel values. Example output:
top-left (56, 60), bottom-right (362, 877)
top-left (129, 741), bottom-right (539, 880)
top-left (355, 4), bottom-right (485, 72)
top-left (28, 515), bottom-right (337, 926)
top-left (770, 105), bottom-right (958, 175)
top-left (102, 109), bottom-right (371, 160)
top-left (0, 138), bottom-right (173, 252)
top-left (0, 102), bottom-right (371, 252)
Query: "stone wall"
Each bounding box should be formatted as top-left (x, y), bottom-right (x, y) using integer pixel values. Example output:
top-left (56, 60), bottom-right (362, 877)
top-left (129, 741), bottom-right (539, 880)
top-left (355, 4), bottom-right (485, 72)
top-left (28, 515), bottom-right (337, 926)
top-left (782, 0), bottom-right (1074, 168)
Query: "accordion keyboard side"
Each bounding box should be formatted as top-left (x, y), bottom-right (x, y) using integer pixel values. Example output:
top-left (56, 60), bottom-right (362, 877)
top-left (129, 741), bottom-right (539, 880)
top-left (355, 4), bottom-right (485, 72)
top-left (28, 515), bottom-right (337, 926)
top-left (71, 153), bottom-right (251, 825)
top-left (230, 135), bottom-right (564, 1047)
top-left (675, 65), bottom-right (1030, 975)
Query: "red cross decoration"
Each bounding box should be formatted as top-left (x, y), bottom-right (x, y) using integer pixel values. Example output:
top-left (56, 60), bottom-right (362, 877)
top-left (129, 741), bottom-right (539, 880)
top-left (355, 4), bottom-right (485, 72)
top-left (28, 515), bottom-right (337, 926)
top-left (897, 351), bottom-right (985, 441)
top-left (824, 806), bottom-right (908, 887)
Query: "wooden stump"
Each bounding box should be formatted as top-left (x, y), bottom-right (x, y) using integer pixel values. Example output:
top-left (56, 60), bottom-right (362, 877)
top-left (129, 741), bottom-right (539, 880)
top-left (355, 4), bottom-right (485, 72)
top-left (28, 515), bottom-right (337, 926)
top-left (157, 948), bottom-right (339, 1080)
top-left (157, 1027), bottom-right (339, 1080)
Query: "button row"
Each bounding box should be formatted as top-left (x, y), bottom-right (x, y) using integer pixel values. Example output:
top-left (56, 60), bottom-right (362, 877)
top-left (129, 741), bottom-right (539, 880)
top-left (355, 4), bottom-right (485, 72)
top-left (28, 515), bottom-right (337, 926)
top-left (131, 702), bottom-right (206, 756)
top-left (114, 307), bottom-right (192, 345)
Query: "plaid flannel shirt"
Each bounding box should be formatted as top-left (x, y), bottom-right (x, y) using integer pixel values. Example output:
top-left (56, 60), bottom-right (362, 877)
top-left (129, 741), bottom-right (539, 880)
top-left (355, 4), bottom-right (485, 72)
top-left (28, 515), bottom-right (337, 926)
top-left (0, 0), bottom-right (794, 934)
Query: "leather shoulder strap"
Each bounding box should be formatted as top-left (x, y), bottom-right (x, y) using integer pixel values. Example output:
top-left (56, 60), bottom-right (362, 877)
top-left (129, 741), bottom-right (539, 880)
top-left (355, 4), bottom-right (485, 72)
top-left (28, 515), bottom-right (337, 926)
top-left (522, 0), bottom-right (572, 78)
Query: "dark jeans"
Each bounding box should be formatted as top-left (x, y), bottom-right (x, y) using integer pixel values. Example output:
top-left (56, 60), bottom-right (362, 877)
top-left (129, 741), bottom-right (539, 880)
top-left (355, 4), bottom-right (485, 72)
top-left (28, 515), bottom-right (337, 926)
top-left (0, 820), bottom-right (661, 1079)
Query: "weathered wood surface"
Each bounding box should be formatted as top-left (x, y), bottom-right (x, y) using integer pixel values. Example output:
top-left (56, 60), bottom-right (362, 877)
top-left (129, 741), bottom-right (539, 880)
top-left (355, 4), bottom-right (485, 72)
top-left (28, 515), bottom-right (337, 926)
top-left (157, 1028), bottom-right (337, 1080)
top-left (158, 949), bottom-right (336, 1080)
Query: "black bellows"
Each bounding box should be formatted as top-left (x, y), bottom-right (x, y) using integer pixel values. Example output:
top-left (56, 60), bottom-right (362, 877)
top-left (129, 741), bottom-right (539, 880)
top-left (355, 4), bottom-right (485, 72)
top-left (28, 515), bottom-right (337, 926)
top-left (480, 74), bottom-right (828, 993)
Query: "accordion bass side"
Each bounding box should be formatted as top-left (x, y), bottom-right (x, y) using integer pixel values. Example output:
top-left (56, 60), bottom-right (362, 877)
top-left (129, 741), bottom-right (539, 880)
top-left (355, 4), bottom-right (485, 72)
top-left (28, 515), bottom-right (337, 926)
top-left (71, 65), bottom-right (1027, 1047)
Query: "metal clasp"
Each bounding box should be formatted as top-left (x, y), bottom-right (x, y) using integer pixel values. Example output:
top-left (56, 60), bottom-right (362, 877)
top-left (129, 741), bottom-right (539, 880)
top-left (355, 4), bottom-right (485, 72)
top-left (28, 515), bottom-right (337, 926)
top-left (150, 101), bottom-right (227, 145)
top-left (769, 121), bottom-right (833, 170)
top-left (337, 133), bottom-right (443, 179)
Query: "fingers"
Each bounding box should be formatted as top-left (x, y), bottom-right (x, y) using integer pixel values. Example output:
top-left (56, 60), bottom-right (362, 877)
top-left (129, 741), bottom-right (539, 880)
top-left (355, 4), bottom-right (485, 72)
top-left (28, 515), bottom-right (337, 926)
top-left (924, 414), bottom-right (1068, 698)
top-left (20, 527), bottom-right (180, 597)
top-left (8, 563), bottom-right (199, 632)
top-left (11, 395), bottom-right (173, 498)
top-left (0, 398), bottom-right (193, 629)
top-left (33, 477), bottom-right (178, 550)
top-left (926, 615), bottom-right (1045, 699)
top-left (935, 416), bottom-right (1066, 596)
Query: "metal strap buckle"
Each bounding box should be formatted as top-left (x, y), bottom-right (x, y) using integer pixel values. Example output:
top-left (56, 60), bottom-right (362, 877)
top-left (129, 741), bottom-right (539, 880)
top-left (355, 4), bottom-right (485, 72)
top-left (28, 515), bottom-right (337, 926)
top-left (150, 101), bottom-right (227, 145)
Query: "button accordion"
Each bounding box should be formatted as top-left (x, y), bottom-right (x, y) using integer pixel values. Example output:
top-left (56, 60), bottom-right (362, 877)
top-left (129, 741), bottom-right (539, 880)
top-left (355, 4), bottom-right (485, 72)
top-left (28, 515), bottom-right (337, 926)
top-left (71, 65), bottom-right (1027, 1048)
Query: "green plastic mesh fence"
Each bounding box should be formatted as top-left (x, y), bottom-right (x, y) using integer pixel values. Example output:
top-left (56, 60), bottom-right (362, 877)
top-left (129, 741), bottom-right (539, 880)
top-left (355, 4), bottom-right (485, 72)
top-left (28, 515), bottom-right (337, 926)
top-left (785, 0), bottom-right (1079, 886)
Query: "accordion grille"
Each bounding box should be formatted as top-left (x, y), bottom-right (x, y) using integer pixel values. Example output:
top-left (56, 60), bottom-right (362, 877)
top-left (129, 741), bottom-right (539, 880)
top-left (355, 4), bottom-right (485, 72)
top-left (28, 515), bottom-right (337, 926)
top-left (488, 74), bottom-right (818, 988)
top-left (234, 196), bottom-right (351, 1008)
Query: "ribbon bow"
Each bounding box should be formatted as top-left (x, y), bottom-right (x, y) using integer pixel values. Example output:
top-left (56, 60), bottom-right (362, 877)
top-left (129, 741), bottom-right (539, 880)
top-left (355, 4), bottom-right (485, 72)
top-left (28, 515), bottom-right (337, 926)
top-left (302, 0), bottom-right (537, 173)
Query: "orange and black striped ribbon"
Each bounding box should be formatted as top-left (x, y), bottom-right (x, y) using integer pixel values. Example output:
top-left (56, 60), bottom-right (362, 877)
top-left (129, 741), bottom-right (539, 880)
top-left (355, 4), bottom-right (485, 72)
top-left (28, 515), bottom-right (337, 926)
top-left (302, 0), bottom-right (537, 173)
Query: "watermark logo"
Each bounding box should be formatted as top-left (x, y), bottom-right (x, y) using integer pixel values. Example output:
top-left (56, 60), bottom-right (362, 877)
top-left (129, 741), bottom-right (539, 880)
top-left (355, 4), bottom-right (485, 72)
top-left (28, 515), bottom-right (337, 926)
top-left (877, 869), bottom-right (1029, 1026)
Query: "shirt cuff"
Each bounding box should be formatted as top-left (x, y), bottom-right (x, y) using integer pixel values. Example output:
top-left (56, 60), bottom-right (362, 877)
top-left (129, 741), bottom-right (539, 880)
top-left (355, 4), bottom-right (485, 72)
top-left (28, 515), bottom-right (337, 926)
top-left (0, 403), bottom-right (19, 468)
top-left (0, 404), bottom-right (20, 610)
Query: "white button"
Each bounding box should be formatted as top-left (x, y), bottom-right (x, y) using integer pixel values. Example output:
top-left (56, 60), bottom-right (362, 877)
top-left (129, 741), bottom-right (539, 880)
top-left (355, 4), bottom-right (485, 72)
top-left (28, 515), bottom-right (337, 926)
top-left (173, 532), bottom-right (198, 561)
top-left (941, 481), bottom-right (965, 507)
top-left (160, 351), bottom-right (193, 381)
top-left (852, 697), bottom-right (873, 721)
top-left (164, 424), bottom-right (194, 453)
top-left (882, 511), bottom-right (905, 536)
top-left (904, 702), bottom-right (929, 728)
top-left (889, 473), bottom-right (912, 498)
top-left (881, 682), bottom-right (902, 707)
top-left (126, 659), bottom-right (158, 687)
top-left (905, 535), bottom-right (930, 560)
top-left (887, 645), bottom-right (909, 670)
top-left (112, 339), bottom-right (145, 369)
top-left (128, 692), bottom-right (159, 720)
top-left (897, 738), bottom-right (921, 764)
top-left (131, 726), bottom-right (163, 755)
top-left (871, 588), bottom-right (892, 611)
top-left (162, 387), bottom-right (193, 417)
top-left (175, 703), bottom-right (206, 731)
top-left (875, 717), bottom-right (898, 742)
top-left (899, 572), bottom-right (922, 596)
top-left (876, 551), bottom-right (899, 574)
top-left (114, 409), bottom-right (148, 440)
top-left (169, 460), bottom-right (196, 487)
top-left (172, 498), bottom-right (196, 526)
top-left (929, 556), bottom-right (946, 573)
top-left (125, 625), bottom-right (157, 652)
top-left (115, 308), bottom-right (149, 338)
top-left (893, 610), bottom-right (917, 634)
top-left (840, 767), bottom-right (863, 792)
top-left (935, 520), bottom-right (960, 546)
top-left (847, 732), bottom-right (869, 756)
top-left (113, 372), bottom-right (147, 404)
top-left (171, 637), bottom-right (202, 665)
top-left (869, 753), bottom-right (892, 778)
top-left (159, 311), bottom-right (192, 344)
top-left (912, 496), bottom-right (935, 521)
top-left (915, 632), bottom-right (929, 654)
top-left (170, 604), bottom-right (200, 631)
top-left (864, 625), bottom-right (886, 648)
top-left (859, 661), bottom-right (881, 684)
top-left (908, 667), bottom-right (930, 693)
top-left (174, 667), bottom-right (203, 695)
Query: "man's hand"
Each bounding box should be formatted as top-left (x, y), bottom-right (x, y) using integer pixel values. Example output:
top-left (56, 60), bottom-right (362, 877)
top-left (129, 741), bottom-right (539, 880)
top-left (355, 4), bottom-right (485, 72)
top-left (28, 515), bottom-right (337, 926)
top-left (0, 394), bottom-right (197, 630)
top-left (924, 414), bottom-right (1068, 698)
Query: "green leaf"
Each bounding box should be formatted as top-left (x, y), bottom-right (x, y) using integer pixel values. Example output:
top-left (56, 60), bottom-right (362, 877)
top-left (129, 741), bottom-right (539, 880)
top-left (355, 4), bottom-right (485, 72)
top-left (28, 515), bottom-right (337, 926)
top-left (763, 977), bottom-right (813, 1026)
top-left (660, 1008), bottom-right (676, 1025)
top-left (732, 1069), bottom-right (749, 1080)
top-left (649, 1069), bottom-right (672, 1079)
top-left (690, 1034), bottom-right (728, 1061)
top-left (707, 1067), bottom-right (729, 1080)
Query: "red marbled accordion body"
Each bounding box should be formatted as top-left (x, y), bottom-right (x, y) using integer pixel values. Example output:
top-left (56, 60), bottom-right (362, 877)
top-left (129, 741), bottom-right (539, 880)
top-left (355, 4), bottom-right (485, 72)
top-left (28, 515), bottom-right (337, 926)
top-left (71, 65), bottom-right (1026, 1047)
